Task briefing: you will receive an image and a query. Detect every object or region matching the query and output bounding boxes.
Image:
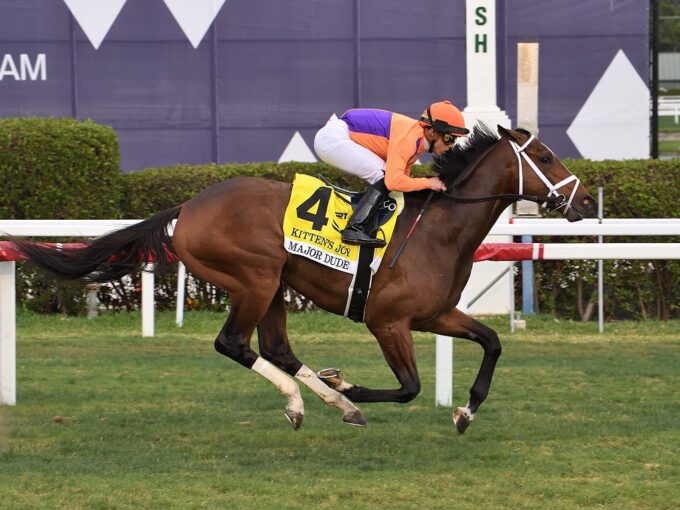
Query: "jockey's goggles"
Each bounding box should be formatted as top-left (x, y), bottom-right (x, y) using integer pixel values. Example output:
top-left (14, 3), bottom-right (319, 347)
top-left (421, 106), bottom-right (470, 139)
top-left (441, 132), bottom-right (458, 145)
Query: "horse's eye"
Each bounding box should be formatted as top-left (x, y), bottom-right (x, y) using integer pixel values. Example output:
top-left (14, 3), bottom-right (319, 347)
top-left (540, 156), bottom-right (552, 165)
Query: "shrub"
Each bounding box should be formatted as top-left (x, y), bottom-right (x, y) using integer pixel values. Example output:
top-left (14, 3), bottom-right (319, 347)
top-left (0, 118), bottom-right (120, 314)
top-left (528, 159), bottom-right (680, 320)
top-left (0, 117), bottom-right (120, 219)
top-left (2, 117), bottom-right (677, 319)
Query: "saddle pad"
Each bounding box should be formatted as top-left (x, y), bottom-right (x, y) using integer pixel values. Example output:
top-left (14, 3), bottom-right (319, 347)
top-left (283, 174), bottom-right (403, 274)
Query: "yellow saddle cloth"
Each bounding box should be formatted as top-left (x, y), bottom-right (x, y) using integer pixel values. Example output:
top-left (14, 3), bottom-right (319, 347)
top-left (283, 174), bottom-right (404, 274)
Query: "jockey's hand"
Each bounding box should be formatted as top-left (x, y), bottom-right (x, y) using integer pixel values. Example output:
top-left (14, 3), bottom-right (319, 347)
top-left (428, 177), bottom-right (447, 192)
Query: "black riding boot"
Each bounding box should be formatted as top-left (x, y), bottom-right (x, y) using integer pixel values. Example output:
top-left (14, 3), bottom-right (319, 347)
top-left (341, 179), bottom-right (388, 248)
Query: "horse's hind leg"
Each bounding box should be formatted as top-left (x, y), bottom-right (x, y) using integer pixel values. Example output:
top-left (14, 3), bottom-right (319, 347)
top-left (415, 307), bottom-right (502, 434)
top-left (210, 282), bottom-right (306, 430)
top-left (257, 285), bottom-right (366, 426)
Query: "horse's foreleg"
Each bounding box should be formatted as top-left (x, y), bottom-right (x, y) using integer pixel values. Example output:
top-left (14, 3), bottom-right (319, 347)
top-left (415, 307), bottom-right (502, 434)
top-left (257, 285), bottom-right (366, 426)
top-left (331, 322), bottom-right (421, 404)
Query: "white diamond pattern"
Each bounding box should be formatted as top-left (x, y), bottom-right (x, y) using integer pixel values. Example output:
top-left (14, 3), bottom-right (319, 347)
top-left (567, 50), bottom-right (650, 160)
top-left (278, 132), bottom-right (317, 163)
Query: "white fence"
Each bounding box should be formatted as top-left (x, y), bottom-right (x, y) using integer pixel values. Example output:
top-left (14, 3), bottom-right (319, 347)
top-left (659, 96), bottom-right (680, 123)
top-left (433, 218), bottom-right (680, 407)
top-left (0, 220), bottom-right (148, 405)
top-left (1, 219), bottom-right (680, 407)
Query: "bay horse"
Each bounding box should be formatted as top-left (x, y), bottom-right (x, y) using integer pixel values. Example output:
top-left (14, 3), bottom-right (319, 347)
top-left (10, 124), bottom-right (595, 434)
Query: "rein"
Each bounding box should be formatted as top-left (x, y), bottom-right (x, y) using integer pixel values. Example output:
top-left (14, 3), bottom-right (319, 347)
top-left (389, 189), bottom-right (560, 269)
top-left (442, 191), bottom-right (564, 207)
top-left (389, 134), bottom-right (580, 268)
top-left (437, 135), bottom-right (581, 212)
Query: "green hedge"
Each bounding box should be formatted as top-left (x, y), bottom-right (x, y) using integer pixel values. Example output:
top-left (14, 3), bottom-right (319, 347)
top-left (120, 159), bottom-right (679, 320)
top-left (1, 117), bottom-right (677, 319)
top-left (118, 162), bottom-right (374, 217)
top-left (529, 160), bottom-right (679, 320)
top-left (0, 117), bottom-right (120, 219)
top-left (0, 118), bottom-right (120, 313)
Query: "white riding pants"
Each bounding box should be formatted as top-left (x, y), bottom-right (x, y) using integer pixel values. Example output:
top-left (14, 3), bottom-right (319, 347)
top-left (314, 114), bottom-right (385, 185)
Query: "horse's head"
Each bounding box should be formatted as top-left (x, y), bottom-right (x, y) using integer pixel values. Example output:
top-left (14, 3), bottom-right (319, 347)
top-left (496, 126), bottom-right (595, 222)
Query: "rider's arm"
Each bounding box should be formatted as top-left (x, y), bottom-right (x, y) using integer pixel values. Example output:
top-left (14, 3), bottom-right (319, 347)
top-left (384, 138), bottom-right (431, 192)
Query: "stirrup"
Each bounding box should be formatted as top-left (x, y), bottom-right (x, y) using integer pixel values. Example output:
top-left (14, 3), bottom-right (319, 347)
top-left (341, 227), bottom-right (386, 248)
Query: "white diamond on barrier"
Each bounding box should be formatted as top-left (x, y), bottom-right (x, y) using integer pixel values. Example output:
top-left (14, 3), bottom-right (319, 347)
top-left (278, 132), bottom-right (318, 163)
top-left (567, 50), bottom-right (649, 160)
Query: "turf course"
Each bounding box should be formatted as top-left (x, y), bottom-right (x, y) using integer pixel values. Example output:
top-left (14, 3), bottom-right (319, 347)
top-left (1, 310), bottom-right (678, 509)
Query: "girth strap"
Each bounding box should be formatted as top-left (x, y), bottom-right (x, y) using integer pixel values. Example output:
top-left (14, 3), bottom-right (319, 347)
top-left (344, 245), bottom-right (376, 322)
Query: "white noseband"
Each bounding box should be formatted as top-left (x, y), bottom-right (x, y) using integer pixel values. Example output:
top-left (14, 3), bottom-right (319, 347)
top-left (509, 136), bottom-right (580, 213)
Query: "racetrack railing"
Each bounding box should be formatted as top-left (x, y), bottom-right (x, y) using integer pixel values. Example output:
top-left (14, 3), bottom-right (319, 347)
top-left (1, 219), bottom-right (680, 406)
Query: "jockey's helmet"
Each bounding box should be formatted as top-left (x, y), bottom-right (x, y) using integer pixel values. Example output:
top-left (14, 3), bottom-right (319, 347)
top-left (419, 100), bottom-right (469, 140)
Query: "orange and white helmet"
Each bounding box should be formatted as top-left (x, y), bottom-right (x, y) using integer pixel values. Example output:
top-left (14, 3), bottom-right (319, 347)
top-left (419, 100), bottom-right (469, 138)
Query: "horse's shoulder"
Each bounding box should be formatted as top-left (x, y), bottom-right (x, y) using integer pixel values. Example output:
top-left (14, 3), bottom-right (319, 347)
top-left (402, 190), bottom-right (432, 208)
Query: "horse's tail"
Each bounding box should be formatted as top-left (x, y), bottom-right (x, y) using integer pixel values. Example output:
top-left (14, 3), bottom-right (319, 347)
top-left (9, 205), bottom-right (182, 283)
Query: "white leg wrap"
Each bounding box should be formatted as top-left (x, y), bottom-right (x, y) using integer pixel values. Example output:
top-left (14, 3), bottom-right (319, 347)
top-left (295, 365), bottom-right (359, 415)
top-left (252, 357), bottom-right (304, 416)
top-left (333, 379), bottom-right (354, 392)
top-left (458, 402), bottom-right (475, 421)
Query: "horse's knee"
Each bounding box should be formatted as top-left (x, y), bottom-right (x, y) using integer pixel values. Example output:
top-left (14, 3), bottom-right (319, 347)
top-left (488, 337), bottom-right (502, 358)
top-left (480, 329), bottom-right (502, 358)
top-left (214, 334), bottom-right (233, 357)
top-left (397, 379), bottom-right (421, 403)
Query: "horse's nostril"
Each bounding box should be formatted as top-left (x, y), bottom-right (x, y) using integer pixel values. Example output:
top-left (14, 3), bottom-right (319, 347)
top-left (582, 196), bottom-right (595, 209)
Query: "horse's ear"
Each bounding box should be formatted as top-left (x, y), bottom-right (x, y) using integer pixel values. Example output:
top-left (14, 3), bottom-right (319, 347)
top-left (497, 125), bottom-right (521, 143)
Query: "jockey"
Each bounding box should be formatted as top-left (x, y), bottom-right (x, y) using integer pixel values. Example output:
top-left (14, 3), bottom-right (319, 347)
top-left (314, 100), bottom-right (469, 248)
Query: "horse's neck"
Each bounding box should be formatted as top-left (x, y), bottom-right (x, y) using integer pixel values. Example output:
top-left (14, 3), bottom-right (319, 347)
top-left (443, 143), bottom-right (516, 253)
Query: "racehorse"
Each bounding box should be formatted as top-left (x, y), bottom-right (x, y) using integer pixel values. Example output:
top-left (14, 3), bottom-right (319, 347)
top-left (10, 124), bottom-right (595, 434)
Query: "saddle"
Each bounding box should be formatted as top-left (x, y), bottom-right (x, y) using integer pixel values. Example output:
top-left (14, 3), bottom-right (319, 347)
top-left (282, 174), bottom-right (404, 321)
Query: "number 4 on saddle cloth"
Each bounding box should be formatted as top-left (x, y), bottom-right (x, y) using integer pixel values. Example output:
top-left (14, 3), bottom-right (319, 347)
top-left (283, 174), bottom-right (404, 322)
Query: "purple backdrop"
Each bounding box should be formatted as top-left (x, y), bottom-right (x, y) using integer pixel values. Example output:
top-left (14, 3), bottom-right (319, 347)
top-left (0, 0), bottom-right (649, 171)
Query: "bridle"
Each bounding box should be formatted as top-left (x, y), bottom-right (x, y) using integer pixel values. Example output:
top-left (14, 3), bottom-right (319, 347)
top-left (509, 135), bottom-right (580, 214)
top-left (439, 135), bottom-right (580, 215)
top-left (390, 132), bottom-right (582, 268)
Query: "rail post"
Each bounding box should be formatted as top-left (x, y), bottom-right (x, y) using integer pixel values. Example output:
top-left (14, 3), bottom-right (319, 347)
top-left (0, 261), bottom-right (16, 405)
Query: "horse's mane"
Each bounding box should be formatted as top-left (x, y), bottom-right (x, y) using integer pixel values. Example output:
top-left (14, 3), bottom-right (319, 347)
top-left (433, 122), bottom-right (501, 188)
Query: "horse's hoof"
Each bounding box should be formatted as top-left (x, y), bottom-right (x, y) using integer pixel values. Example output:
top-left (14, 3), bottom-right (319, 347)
top-left (284, 409), bottom-right (304, 431)
top-left (453, 407), bottom-right (473, 435)
top-left (342, 410), bottom-right (367, 427)
top-left (317, 367), bottom-right (344, 389)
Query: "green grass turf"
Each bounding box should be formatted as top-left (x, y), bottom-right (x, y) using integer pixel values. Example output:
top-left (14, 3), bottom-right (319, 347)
top-left (1, 310), bottom-right (678, 509)
top-left (659, 139), bottom-right (680, 155)
top-left (659, 115), bottom-right (680, 133)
